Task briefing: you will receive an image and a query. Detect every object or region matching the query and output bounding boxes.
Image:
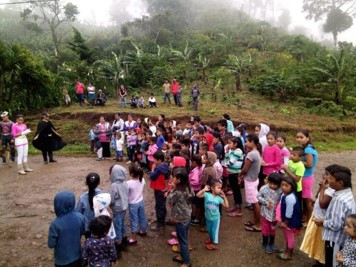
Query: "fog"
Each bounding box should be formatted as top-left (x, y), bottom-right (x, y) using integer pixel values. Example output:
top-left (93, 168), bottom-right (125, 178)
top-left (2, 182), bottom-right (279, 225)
top-left (1, 0), bottom-right (355, 44)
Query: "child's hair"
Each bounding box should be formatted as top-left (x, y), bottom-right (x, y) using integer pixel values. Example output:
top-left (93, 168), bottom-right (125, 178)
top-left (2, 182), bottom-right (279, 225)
top-left (267, 131), bottom-right (277, 139)
top-left (267, 172), bottom-right (282, 186)
top-left (255, 124), bottom-right (261, 130)
top-left (282, 176), bottom-right (297, 193)
top-left (347, 214), bottom-right (356, 231)
top-left (149, 136), bottom-right (157, 143)
top-left (115, 132), bottom-right (122, 138)
top-left (180, 149), bottom-right (191, 161)
top-left (181, 138), bottom-right (190, 147)
top-left (331, 165), bottom-right (352, 188)
top-left (172, 167), bottom-right (191, 192)
top-left (217, 119), bottom-right (227, 128)
top-left (246, 133), bottom-right (262, 155)
top-left (277, 134), bottom-right (286, 142)
top-left (196, 127), bottom-right (205, 135)
top-left (89, 215), bottom-right (112, 238)
top-left (210, 178), bottom-right (222, 188)
top-left (325, 164), bottom-right (341, 173)
top-left (191, 154), bottom-right (202, 167)
top-left (297, 129), bottom-right (314, 148)
top-left (156, 127), bottom-right (163, 133)
top-left (172, 143), bottom-right (182, 150)
top-left (129, 163), bottom-right (144, 182)
top-left (222, 114), bottom-right (231, 120)
top-left (16, 114), bottom-right (24, 119)
top-left (229, 136), bottom-right (244, 151)
top-left (200, 143), bottom-right (209, 152)
top-left (86, 173), bottom-right (100, 210)
top-left (153, 151), bottom-right (165, 162)
top-left (292, 146), bottom-right (305, 157)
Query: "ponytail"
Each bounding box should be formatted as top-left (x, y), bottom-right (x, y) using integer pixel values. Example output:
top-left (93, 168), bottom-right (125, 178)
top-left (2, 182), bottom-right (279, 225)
top-left (86, 173), bottom-right (100, 210)
top-left (129, 163), bottom-right (144, 182)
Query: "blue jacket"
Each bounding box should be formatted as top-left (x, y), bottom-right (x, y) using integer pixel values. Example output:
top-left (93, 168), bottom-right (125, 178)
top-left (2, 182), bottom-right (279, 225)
top-left (48, 191), bottom-right (85, 265)
top-left (281, 192), bottom-right (301, 229)
top-left (156, 135), bottom-right (165, 150)
top-left (75, 188), bottom-right (102, 231)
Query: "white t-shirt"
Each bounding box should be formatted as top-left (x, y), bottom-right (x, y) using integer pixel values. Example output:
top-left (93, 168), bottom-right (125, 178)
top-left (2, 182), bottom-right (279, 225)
top-left (126, 178), bottom-right (146, 204)
top-left (115, 139), bottom-right (124, 151)
top-left (149, 96), bottom-right (156, 103)
top-left (313, 187), bottom-right (335, 219)
top-left (87, 85), bottom-right (95, 94)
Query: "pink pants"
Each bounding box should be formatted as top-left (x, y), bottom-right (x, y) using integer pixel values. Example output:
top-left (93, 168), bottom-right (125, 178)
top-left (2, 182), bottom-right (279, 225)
top-left (261, 216), bottom-right (275, 236)
top-left (282, 227), bottom-right (295, 249)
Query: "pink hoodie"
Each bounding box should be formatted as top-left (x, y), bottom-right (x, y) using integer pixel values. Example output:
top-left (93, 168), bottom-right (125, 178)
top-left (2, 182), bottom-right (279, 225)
top-left (262, 144), bottom-right (281, 175)
top-left (145, 144), bottom-right (158, 162)
top-left (189, 167), bottom-right (203, 191)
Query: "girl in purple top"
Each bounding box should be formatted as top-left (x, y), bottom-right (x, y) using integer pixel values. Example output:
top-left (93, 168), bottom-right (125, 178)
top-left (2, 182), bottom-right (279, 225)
top-left (12, 114), bottom-right (33, 175)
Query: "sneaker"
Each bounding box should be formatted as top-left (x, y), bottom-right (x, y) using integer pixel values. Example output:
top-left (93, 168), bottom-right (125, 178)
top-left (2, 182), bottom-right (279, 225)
top-left (190, 219), bottom-right (200, 225)
top-left (265, 245), bottom-right (273, 254)
top-left (96, 158), bottom-right (103, 161)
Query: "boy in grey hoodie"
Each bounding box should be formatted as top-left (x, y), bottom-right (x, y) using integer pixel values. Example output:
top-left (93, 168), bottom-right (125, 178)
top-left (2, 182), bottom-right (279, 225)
top-left (109, 165), bottom-right (129, 257)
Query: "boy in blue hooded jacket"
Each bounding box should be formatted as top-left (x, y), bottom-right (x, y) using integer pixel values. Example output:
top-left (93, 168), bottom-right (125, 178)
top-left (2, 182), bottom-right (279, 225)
top-left (48, 190), bottom-right (85, 267)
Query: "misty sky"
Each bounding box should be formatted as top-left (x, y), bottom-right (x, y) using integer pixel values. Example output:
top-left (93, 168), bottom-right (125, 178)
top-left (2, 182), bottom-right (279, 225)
top-left (1, 0), bottom-right (355, 44)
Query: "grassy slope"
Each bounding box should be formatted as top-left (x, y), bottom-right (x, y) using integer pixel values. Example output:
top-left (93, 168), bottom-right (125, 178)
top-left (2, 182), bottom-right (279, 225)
top-left (26, 89), bottom-right (356, 155)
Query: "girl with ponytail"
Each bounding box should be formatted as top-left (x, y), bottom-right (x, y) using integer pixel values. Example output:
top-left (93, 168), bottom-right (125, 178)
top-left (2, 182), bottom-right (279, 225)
top-left (76, 173), bottom-right (101, 237)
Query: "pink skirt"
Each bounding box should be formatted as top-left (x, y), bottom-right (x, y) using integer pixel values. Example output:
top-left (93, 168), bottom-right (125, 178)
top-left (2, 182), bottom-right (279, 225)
top-left (302, 175), bottom-right (314, 199)
top-left (244, 179), bottom-right (259, 204)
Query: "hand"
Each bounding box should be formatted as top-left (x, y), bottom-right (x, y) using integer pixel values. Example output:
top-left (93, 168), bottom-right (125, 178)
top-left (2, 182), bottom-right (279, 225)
top-left (204, 185), bottom-right (210, 192)
top-left (313, 218), bottom-right (324, 227)
top-left (281, 164), bottom-right (287, 171)
top-left (238, 175), bottom-right (243, 184)
top-left (267, 202), bottom-right (273, 210)
top-left (278, 222), bottom-right (287, 228)
top-left (219, 191), bottom-right (226, 198)
top-left (164, 191), bottom-right (168, 198)
top-left (261, 162), bottom-right (268, 167)
top-left (152, 163), bottom-right (156, 170)
top-left (336, 251), bottom-right (344, 263)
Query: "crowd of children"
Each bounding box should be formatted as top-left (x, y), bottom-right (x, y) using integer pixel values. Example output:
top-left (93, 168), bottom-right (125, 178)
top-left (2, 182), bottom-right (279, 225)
top-left (47, 113), bottom-right (356, 267)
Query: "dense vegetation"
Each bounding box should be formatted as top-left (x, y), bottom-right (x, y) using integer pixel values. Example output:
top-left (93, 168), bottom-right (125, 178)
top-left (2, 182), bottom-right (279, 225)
top-left (0, 0), bottom-right (355, 117)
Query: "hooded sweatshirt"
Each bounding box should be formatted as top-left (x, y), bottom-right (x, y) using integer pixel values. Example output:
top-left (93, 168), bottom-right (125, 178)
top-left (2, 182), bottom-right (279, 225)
top-left (203, 133), bottom-right (214, 151)
top-left (258, 123), bottom-right (270, 153)
top-left (48, 191), bottom-right (85, 266)
top-left (109, 165), bottom-right (129, 214)
top-left (208, 151), bottom-right (223, 179)
top-left (201, 153), bottom-right (217, 187)
top-left (149, 162), bottom-right (170, 190)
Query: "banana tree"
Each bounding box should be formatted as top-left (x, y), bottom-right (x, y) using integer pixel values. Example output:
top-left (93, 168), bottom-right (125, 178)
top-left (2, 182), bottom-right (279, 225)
top-left (196, 53), bottom-right (210, 85)
top-left (225, 53), bottom-right (252, 91)
top-left (170, 41), bottom-right (193, 81)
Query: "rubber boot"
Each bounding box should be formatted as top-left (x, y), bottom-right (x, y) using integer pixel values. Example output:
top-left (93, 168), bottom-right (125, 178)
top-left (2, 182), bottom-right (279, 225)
top-left (23, 162), bottom-right (33, 172)
top-left (114, 241), bottom-right (122, 259)
top-left (18, 164), bottom-right (26, 175)
top-left (264, 235), bottom-right (273, 254)
top-left (262, 235), bottom-right (268, 250)
top-left (269, 235), bottom-right (278, 252)
top-left (121, 236), bottom-right (128, 251)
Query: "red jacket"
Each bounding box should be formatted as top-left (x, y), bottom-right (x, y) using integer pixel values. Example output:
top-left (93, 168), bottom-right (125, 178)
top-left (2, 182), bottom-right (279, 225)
top-left (171, 82), bottom-right (179, 95)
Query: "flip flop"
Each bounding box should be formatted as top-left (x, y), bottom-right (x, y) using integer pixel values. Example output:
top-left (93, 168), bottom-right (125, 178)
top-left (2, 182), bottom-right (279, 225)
top-left (244, 221), bottom-right (254, 227)
top-left (172, 256), bottom-right (184, 263)
top-left (245, 225), bottom-right (262, 232)
top-left (128, 238), bottom-right (137, 245)
top-left (167, 238), bottom-right (179, 246)
top-left (277, 253), bottom-right (292, 260)
top-left (228, 211), bottom-right (243, 217)
top-left (172, 245), bottom-right (193, 253)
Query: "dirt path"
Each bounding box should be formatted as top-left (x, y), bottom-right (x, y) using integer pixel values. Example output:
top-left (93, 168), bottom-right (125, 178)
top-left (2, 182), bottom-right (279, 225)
top-left (0, 151), bottom-right (355, 267)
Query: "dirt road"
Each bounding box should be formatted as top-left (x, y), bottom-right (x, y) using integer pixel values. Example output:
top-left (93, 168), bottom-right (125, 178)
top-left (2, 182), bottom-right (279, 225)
top-left (0, 151), bottom-right (355, 267)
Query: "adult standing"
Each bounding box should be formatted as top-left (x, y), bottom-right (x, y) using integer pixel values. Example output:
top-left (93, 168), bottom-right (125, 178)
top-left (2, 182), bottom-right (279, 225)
top-left (75, 80), bottom-right (85, 106)
top-left (171, 78), bottom-right (180, 105)
top-left (112, 113), bottom-right (124, 133)
top-left (163, 80), bottom-right (171, 104)
top-left (11, 114), bottom-right (33, 175)
top-left (33, 112), bottom-right (66, 164)
top-left (191, 85), bottom-right (200, 111)
top-left (94, 116), bottom-right (111, 160)
top-left (87, 82), bottom-right (96, 106)
top-left (223, 114), bottom-right (234, 133)
top-left (0, 111), bottom-right (15, 164)
top-left (118, 85), bottom-right (127, 108)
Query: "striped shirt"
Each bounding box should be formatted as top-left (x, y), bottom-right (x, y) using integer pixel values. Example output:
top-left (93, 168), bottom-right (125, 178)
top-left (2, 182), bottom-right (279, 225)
top-left (322, 188), bottom-right (356, 246)
top-left (225, 148), bottom-right (244, 174)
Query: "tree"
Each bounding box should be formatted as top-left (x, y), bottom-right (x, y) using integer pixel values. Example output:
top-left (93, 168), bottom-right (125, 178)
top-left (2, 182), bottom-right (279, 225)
top-left (20, 0), bottom-right (79, 57)
top-left (195, 53), bottom-right (210, 85)
top-left (170, 41), bottom-right (193, 81)
top-left (225, 53), bottom-right (252, 91)
top-left (68, 27), bottom-right (92, 62)
top-left (303, 0), bottom-right (355, 45)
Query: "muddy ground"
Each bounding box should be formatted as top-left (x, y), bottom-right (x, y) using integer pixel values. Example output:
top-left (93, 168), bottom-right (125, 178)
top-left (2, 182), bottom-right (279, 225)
top-left (0, 151), bottom-right (355, 267)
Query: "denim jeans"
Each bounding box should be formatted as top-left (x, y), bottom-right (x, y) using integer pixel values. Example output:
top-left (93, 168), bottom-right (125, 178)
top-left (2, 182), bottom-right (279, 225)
top-left (176, 220), bottom-right (191, 265)
top-left (154, 190), bottom-right (167, 225)
top-left (120, 96), bottom-right (127, 108)
top-left (113, 210), bottom-right (127, 242)
top-left (163, 92), bottom-right (171, 104)
top-left (129, 200), bottom-right (148, 233)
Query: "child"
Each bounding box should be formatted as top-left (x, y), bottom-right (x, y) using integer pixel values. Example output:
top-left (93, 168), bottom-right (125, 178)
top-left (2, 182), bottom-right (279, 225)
top-left (162, 141), bottom-right (171, 163)
top-left (238, 134), bottom-right (262, 231)
top-left (115, 132), bottom-right (124, 162)
top-left (314, 165), bottom-right (356, 266)
top-left (257, 173), bottom-right (282, 253)
top-left (82, 216), bottom-right (117, 267)
top-left (126, 163), bottom-right (148, 244)
top-left (197, 179), bottom-right (229, 250)
top-left (93, 193), bottom-right (116, 240)
top-left (126, 129), bottom-right (137, 163)
top-left (94, 136), bottom-right (103, 161)
top-left (167, 167), bottom-right (194, 266)
top-left (212, 131), bottom-right (224, 162)
top-left (276, 134), bottom-right (290, 167)
top-left (130, 95), bottom-right (137, 108)
top-left (148, 94), bottom-right (157, 108)
top-left (261, 131), bottom-right (281, 183)
top-left (63, 89), bottom-right (71, 105)
top-left (189, 154), bottom-right (203, 225)
top-left (281, 146), bottom-right (305, 214)
top-left (89, 124), bottom-right (96, 154)
top-left (156, 128), bottom-right (166, 150)
top-left (149, 151), bottom-right (170, 230)
top-left (225, 137), bottom-right (244, 217)
top-left (145, 136), bottom-right (158, 170)
top-left (300, 164), bottom-right (336, 266)
top-left (76, 173), bottom-right (102, 237)
top-left (11, 114), bottom-right (32, 175)
top-left (296, 129), bottom-right (318, 224)
top-left (277, 176), bottom-right (302, 260)
top-left (255, 123), bottom-right (270, 152)
top-left (191, 84), bottom-right (200, 111)
top-left (335, 214), bottom-right (356, 267)
top-left (109, 165), bottom-right (129, 256)
top-left (137, 96), bottom-right (144, 108)
top-left (48, 190), bottom-right (85, 267)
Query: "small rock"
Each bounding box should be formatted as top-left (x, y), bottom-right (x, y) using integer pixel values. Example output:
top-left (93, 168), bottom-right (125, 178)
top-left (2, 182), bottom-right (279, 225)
top-left (36, 234), bottom-right (42, 239)
top-left (41, 216), bottom-right (47, 219)
top-left (32, 241), bottom-right (37, 246)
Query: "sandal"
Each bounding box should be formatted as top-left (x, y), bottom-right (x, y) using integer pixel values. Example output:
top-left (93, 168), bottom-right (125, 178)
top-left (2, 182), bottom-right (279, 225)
top-left (244, 221), bottom-right (254, 227)
top-left (172, 245), bottom-right (193, 253)
top-left (277, 253), bottom-right (292, 260)
top-left (228, 211), bottom-right (243, 217)
top-left (172, 256), bottom-right (184, 263)
top-left (205, 243), bottom-right (218, 250)
top-left (245, 225), bottom-right (262, 232)
top-left (128, 238), bottom-right (137, 245)
top-left (226, 207), bottom-right (236, 212)
top-left (167, 238), bottom-right (179, 246)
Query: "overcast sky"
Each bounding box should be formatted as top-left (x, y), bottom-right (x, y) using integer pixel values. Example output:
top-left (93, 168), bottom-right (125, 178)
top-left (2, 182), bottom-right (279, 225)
top-left (1, 0), bottom-right (355, 44)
